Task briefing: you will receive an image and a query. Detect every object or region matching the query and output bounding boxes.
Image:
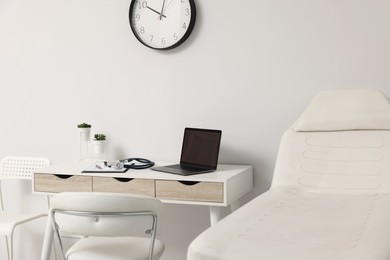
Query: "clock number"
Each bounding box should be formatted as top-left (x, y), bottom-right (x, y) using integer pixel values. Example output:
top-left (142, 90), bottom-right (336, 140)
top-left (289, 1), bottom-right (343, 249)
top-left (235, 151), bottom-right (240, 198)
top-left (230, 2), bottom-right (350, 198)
top-left (185, 8), bottom-right (189, 16)
top-left (161, 38), bottom-right (166, 45)
top-left (173, 33), bottom-right (178, 41)
top-left (140, 27), bottom-right (145, 34)
top-left (150, 35), bottom-right (154, 42)
top-left (182, 23), bottom-right (187, 30)
top-left (138, 1), bottom-right (147, 9)
top-left (136, 14), bottom-right (141, 21)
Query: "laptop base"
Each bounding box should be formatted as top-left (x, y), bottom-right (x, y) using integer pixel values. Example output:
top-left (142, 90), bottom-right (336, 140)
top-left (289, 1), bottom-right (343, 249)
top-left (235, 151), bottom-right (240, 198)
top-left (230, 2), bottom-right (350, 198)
top-left (152, 164), bottom-right (214, 176)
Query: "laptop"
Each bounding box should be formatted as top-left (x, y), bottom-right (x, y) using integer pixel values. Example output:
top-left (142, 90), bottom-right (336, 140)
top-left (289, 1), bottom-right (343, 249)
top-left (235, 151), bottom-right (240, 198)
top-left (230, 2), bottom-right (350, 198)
top-left (152, 128), bottom-right (222, 175)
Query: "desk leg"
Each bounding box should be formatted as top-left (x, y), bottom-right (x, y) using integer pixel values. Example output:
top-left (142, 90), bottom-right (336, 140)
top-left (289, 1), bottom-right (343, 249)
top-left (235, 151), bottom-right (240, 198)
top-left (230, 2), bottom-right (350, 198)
top-left (230, 200), bottom-right (240, 212)
top-left (210, 200), bottom-right (241, 225)
top-left (209, 206), bottom-right (223, 226)
top-left (43, 195), bottom-right (57, 260)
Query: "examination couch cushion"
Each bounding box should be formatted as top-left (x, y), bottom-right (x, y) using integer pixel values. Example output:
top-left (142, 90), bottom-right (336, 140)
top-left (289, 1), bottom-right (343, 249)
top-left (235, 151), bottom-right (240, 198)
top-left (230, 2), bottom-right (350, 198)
top-left (187, 188), bottom-right (390, 260)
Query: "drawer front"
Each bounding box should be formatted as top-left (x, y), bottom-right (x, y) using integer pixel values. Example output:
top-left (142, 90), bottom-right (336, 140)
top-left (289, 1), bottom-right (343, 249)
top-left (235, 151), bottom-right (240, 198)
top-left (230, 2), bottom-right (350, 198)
top-left (34, 173), bottom-right (92, 193)
top-left (93, 177), bottom-right (155, 197)
top-left (156, 180), bottom-right (224, 203)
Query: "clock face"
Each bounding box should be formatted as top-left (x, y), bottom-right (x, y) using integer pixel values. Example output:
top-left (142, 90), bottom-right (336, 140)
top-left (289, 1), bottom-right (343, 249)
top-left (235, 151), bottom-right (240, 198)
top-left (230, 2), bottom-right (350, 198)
top-left (129, 0), bottom-right (196, 50)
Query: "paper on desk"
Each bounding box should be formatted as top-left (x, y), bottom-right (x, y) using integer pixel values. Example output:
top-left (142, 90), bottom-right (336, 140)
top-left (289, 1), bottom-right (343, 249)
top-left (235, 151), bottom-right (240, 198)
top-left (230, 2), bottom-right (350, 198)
top-left (82, 161), bottom-right (129, 173)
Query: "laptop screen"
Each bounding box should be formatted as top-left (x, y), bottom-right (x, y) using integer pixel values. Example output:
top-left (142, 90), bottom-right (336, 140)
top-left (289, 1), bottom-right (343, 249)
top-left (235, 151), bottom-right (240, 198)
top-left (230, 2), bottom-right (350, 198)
top-left (180, 128), bottom-right (222, 169)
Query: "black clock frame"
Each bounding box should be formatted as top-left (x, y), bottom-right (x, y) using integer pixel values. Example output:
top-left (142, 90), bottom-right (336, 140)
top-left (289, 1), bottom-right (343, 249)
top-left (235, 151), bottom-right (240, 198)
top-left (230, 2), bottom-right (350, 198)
top-left (129, 0), bottom-right (196, 50)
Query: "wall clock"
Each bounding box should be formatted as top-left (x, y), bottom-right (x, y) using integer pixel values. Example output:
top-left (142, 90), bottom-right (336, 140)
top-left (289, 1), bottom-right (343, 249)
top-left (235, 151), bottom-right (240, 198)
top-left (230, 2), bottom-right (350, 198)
top-left (129, 0), bottom-right (196, 50)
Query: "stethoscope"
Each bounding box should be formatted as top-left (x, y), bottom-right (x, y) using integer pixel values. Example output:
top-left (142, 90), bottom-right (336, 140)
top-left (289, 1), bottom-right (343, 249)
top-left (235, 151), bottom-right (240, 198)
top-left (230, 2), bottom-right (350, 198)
top-left (104, 158), bottom-right (155, 170)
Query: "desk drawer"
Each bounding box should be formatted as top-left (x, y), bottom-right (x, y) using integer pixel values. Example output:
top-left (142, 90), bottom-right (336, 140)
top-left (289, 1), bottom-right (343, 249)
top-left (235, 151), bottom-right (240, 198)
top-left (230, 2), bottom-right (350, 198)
top-left (93, 177), bottom-right (155, 196)
top-left (34, 173), bottom-right (92, 193)
top-left (156, 180), bottom-right (224, 203)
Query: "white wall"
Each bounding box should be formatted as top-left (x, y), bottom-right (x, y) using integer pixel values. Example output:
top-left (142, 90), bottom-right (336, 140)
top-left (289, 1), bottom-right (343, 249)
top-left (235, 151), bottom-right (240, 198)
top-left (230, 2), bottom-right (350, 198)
top-left (0, 0), bottom-right (389, 259)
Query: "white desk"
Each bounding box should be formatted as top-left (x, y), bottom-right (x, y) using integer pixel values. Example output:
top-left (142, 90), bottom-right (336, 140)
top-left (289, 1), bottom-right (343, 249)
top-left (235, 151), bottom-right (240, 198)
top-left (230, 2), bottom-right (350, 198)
top-left (33, 160), bottom-right (253, 224)
top-left (37, 160), bottom-right (253, 260)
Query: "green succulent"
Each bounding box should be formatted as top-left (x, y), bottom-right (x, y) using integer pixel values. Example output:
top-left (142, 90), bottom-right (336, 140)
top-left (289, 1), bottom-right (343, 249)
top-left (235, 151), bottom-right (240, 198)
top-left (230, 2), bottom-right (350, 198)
top-left (77, 123), bottom-right (91, 128)
top-left (94, 134), bottom-right (106, 141)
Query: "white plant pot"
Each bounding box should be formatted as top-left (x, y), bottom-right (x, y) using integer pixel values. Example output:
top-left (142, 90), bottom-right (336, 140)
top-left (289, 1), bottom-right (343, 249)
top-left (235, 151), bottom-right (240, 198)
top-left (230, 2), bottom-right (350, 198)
top-left (93, 140), bottom-right (106, 154)
top-left (78, 128), bottom-right (91, 141)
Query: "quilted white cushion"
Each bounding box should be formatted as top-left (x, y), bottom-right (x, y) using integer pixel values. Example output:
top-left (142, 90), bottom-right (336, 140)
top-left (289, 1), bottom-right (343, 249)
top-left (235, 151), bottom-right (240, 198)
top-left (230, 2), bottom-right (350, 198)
top-left (295, 89), bottom-right (390, 131)
top-left (188, 188), bottom-right (390, 260)
top-left (271, 130), bottom-right (390, 194)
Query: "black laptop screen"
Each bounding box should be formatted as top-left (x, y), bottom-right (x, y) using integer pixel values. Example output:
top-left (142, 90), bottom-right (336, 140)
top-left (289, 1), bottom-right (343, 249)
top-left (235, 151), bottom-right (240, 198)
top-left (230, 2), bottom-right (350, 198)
top-left (180, 128), bottom-right (222, 169)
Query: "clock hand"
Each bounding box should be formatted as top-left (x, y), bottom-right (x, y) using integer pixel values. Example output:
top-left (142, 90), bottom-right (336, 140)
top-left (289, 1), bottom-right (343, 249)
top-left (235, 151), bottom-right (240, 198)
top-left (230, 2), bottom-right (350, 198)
top-left (163, 0), bottom-right (176, 13)
top-left (159, 0), bottom-right (166, 20)
top-left (146, 5), bottom-right (167, 18)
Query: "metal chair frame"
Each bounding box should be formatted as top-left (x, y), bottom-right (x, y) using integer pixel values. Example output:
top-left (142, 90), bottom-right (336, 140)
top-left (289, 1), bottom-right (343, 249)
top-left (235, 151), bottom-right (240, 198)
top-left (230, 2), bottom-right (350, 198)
top-left (51, 209), bottom-right (159, 260)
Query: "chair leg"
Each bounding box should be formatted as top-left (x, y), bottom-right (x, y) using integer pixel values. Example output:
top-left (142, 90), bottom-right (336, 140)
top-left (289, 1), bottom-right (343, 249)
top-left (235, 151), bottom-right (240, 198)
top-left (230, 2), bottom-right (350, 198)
top-left (6, 235), bottom-right (13, 260)
top-left (47, 195), bottom-right (58, 260)
top-left (5, 236), bottom-right (10, 260)
top-left (51, 243), bottom-right (58, 260)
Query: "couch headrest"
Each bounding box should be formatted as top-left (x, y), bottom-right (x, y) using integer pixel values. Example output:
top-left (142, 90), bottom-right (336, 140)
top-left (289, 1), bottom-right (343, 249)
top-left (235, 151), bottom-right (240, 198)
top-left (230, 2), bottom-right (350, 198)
top-left (294, 89), bottom-right (390, 132)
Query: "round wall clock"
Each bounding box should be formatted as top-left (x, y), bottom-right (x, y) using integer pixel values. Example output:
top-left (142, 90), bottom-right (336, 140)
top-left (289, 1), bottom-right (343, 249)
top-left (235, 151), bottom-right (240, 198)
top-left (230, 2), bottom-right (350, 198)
top-left (129, 0), bottom-right (196, 50)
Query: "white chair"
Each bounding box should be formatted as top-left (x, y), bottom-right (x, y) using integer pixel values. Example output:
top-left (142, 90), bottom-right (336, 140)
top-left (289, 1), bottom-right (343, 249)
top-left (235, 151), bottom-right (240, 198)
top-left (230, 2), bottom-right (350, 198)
top-left (188, 89), bottom-right (390, 260)
top-left (46, 192), bottom-right (165, 260)
top-left (0, 156), bottom-right (50, 260)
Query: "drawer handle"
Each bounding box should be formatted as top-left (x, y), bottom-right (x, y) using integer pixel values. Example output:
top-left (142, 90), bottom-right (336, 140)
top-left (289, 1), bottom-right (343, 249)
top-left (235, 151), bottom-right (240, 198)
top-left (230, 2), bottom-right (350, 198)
top-left (114, 178), bottom-right (134, 183)
top-left (54, 174), bottom-right (73, 179)
top-left (178, 181), bottom-right (200, 186)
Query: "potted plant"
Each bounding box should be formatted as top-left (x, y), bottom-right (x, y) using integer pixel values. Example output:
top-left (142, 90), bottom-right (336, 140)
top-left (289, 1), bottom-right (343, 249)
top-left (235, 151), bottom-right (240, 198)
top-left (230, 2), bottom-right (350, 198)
top-left (77, 123), bottom-right (91, 141)
top-left (92, 133), bottom-right (106, 154)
